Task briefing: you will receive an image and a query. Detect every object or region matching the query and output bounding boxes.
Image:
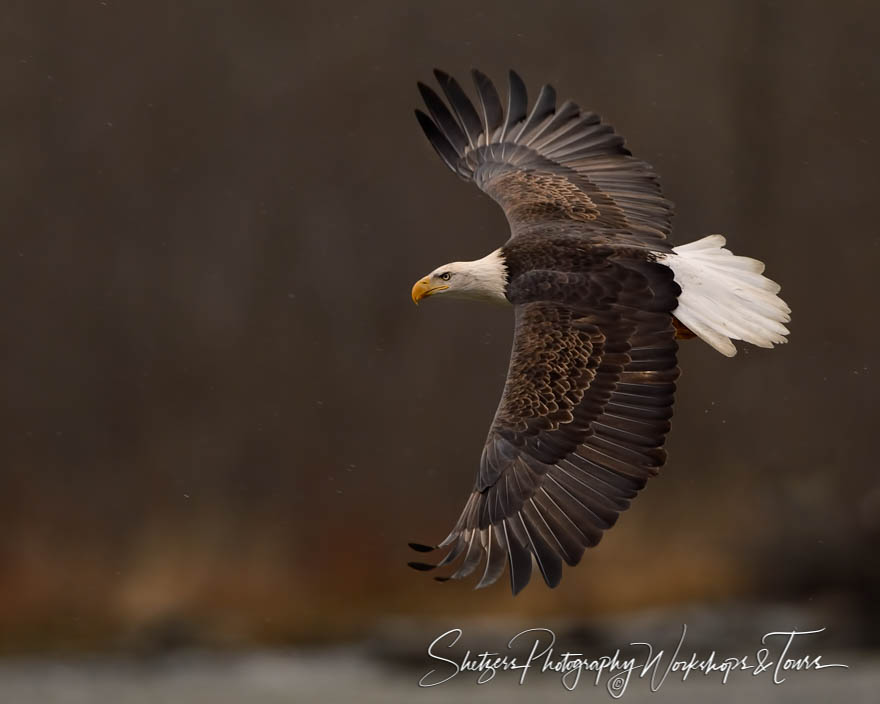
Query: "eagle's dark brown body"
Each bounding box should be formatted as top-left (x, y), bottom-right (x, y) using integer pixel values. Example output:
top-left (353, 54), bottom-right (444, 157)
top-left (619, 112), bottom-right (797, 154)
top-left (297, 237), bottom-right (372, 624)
top-left (409, 70), bottom-right (684, 594)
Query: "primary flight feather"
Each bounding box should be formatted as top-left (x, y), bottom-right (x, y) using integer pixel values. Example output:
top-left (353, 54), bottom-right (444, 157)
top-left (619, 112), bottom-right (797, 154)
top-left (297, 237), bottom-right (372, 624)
top-left (408, 69), bottom-right (791, 595)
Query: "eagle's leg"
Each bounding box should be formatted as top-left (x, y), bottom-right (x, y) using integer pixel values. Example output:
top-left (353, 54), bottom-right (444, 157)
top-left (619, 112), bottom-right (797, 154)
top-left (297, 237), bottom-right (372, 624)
top-left (672, 316), bottom-right (697, 340)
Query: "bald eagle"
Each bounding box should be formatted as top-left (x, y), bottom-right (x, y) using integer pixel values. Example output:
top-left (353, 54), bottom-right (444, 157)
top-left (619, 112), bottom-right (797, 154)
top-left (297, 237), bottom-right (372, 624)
top-left (408, 69), bottom-right (790, 595)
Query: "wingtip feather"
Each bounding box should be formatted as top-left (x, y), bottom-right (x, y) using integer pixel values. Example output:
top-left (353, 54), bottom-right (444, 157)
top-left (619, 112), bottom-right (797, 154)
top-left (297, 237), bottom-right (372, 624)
top-left (408, 561), bottom-right (438, 571)
top-left (408, 542), bottom-right (436, 552)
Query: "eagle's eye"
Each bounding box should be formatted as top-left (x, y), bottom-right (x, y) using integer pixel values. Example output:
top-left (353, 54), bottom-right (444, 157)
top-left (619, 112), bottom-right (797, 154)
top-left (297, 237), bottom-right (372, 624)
top-left (438, 272), bottom-right (451, 281)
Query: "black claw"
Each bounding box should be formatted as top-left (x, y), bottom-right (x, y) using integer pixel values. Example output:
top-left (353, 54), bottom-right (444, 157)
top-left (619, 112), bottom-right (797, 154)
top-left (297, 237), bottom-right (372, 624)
top-left (433, 576), bottom-right (451, 582)
top-left (408, 561), bottom-right (438, 571)
top-left (408, 542), bottom-right (435, 552)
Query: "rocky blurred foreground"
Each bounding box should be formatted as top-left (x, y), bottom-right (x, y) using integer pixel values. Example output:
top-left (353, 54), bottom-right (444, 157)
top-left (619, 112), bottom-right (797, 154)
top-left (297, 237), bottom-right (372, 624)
top-left (1, 602), bottom-right (877, 703)
top-left (0, 649), bottom-right (876, 704)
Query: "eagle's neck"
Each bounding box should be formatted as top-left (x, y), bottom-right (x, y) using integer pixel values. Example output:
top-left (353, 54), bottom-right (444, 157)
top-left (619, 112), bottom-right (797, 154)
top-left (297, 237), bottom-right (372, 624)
top-left (458, 249), bottom-right (509, 304)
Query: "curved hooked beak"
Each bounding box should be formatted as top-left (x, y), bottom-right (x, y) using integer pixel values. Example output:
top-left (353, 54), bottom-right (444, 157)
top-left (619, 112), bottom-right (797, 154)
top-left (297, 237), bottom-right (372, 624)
top-left (411, 277), bottom-right (448, 304)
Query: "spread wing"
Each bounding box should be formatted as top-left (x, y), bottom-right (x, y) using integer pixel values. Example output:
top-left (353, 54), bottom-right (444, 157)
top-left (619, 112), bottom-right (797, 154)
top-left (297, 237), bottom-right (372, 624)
top-left (415, 69), bottom-right (674, 249)
top-left (409, 256), bottom-right (680, 594)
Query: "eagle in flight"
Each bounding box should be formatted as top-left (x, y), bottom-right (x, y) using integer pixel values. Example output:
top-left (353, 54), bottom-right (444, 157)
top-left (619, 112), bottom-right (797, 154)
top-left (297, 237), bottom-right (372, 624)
top-left (407, 69), bottom-right (790, 595)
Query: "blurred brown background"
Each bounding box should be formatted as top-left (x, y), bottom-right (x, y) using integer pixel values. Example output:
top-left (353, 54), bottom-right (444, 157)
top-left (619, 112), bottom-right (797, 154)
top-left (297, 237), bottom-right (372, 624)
top-left (1, 0), bottom-right (878, 669)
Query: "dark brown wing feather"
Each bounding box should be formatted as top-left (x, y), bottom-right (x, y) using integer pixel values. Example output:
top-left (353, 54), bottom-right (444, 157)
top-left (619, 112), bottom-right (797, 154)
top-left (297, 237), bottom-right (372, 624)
top-left (410, 254), bottom-right (680, 594)
top-left (415, 69), bottom-right (673, 248)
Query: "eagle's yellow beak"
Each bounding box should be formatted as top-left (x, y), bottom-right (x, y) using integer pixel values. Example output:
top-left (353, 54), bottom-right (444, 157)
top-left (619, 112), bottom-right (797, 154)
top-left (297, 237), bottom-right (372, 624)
top-left (411, 277), bottom-right (448, 304)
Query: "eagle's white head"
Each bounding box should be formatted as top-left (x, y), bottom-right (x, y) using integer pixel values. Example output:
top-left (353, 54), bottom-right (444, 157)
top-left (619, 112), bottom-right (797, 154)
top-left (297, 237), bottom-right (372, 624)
top-left (411, 249), bottom-right (509, 305)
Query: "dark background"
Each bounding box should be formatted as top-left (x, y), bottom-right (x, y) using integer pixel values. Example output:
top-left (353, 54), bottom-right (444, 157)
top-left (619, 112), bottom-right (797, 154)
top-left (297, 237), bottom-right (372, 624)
top-left (1, 0), bottom-right (877, 677)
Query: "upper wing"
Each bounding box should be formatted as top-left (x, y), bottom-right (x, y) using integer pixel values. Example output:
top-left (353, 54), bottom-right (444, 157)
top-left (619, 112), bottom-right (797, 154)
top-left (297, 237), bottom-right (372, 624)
top-left (415, 69), bottom-right (673, 249)
top-left (409, 254), bottom-right (680, 594)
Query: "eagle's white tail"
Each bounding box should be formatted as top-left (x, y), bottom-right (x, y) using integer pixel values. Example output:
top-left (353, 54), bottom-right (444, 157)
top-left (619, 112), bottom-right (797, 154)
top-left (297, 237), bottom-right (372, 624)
top-left (658, 235), bottom-right (791, 357)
